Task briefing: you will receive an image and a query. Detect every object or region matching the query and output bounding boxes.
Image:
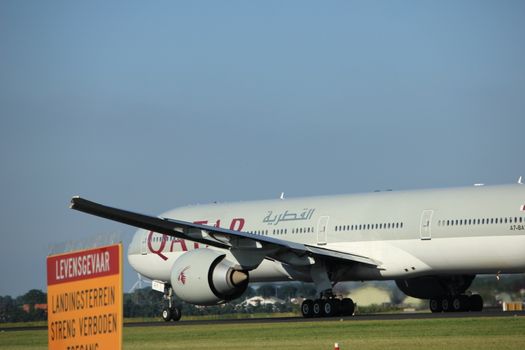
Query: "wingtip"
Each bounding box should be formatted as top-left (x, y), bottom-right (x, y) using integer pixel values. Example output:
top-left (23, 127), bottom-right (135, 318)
top-left (70, 196), bottom-right (81, 209)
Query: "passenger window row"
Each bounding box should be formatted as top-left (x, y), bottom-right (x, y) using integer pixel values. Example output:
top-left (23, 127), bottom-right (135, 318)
top-left (438, 216), bottom-right (524, 226)
top-left (334, 222), bottom-right (404, 232)
top-left (248, 227), bottom-right (314, 236)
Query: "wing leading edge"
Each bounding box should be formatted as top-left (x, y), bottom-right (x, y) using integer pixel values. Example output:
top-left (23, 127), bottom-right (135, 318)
top-left (70, 197), bottom-right (378, 267)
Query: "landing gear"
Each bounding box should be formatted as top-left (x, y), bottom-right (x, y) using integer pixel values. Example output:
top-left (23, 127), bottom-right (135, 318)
top-left (162, 285), bottom-right (182, 322)
top-left (301, 260), bottom-right (356, 318)
top-left (429, 294), bottom-right (483, 313)
top-left (301, 297), bottom-right (354, 318)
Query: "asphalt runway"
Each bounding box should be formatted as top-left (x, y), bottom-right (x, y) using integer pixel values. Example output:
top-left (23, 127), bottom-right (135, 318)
top-left (128, 309), bottom-right (525, 327)
top-left (3, 310), bottom-right (524, 332)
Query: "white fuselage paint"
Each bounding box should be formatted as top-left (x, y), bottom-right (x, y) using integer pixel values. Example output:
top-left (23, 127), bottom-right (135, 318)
top-left (127, 184), bottom-right (525, 283)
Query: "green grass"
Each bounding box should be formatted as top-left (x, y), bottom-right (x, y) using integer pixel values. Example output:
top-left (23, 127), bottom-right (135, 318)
top-left (1, 316), bottom-right (524, 350)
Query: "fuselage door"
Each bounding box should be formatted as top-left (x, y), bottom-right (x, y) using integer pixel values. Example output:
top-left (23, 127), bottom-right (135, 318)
top-left (420, 210), bottom-right (433, 240)
top-left (141, 231), bottom-right (148, 255)
top-left (317, 216), bottom-right (329, 245)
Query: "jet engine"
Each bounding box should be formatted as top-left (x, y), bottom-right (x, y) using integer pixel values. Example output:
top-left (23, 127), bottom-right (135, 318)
top-left (395, 275), bottom-right (475, 299)
top-left (170, 248), bottom-right (249, 305)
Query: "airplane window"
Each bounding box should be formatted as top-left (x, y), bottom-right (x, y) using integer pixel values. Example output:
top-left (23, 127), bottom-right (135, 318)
top-left (401, 222), bottom-right (404, 228)
top-left (520, 217), bottom-right (523, 223)
top-left (514, 217), bottom-right (518, 223)
top-left (490, 218), bottom-right (493, 224)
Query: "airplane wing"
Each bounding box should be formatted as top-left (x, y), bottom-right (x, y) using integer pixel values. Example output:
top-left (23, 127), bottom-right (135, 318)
top-left (70, 197), bottom-right (378, 267)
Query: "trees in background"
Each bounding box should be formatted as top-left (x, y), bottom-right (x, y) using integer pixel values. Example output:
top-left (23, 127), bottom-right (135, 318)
top-left (0, 289), bottom-right (47, 322)
top-left (2, 276), bottom-right (525, 322)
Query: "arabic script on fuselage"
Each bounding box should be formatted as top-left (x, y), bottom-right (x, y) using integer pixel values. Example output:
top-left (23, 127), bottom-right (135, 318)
top-left (262, 208), bottom-right (315, 226)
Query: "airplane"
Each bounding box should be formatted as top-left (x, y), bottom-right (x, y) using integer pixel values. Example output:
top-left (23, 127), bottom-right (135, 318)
top-left (70, 182), bottom-right (525, 320)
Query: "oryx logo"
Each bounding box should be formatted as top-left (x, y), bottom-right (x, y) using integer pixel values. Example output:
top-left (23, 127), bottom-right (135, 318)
top-left (177, 266), bottom-right (190, 285)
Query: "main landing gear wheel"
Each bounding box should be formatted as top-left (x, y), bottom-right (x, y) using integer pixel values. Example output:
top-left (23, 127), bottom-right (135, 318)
top-left (171, 306), bottom-right (182, 321)
top-left (161, 307), bottom-right (172, 322)
top-left (312, 299), bottom-right (323, 317)
top-left (162, 285), bottom-right (182, 322)
top-left (341, 298), bottom-right (355, 316)
top-left (429, 294), bottom-right (483, 313)
top-left (469, 294), bottom-right (483, 312)
top-left (161, 306), bottom-right (182, 322)
top-left (429, 298), bottom-right (442, 313)
top-left (322, 299), bottom-right (340, 317)
top-left (301, 298), bottom-right (354, 318)
top-left (301, 299), bottom-right (314, 318)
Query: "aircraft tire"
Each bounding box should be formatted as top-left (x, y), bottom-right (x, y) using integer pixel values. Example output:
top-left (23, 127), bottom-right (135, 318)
top-left (441, 297), bottom-right (452, 312)
top-left (341, 298), bottom-right (355, 316)
top-left (171, 307), bottom-right (182, 321)
top-left (161, 307), bottom-right (172, 322)
top-left (312, 299), bottom-right (323, 318)
top-left (469, 294), bottom-right (483, 312)
top-left (301, 299), bottom-right (314, 318)
top-left (451, 296), bottom-right (463, 312)
top-left (429, 298), bottom-right (442, 313)
top-left (321, 299), bottom-right (338, 317)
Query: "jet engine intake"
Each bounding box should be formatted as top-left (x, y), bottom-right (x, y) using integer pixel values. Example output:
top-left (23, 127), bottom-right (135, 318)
top-left (170, 248), bottom-right (249, 305)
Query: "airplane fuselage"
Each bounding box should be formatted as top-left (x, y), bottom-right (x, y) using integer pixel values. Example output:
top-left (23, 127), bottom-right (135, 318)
top-left (127, 184), bottom-right (525, 284)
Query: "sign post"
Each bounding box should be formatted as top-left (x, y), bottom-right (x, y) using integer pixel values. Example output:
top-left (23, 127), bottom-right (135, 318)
top-left (47, 244), bottom-right (123, 350)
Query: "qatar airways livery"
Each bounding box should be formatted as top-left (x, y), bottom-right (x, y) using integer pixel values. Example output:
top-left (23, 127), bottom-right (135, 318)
top-left (70, 181), bottom-right (525, 320)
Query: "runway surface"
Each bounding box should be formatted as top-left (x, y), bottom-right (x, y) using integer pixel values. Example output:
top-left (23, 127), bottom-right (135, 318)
top-left (3, 310), bottom-right (524, 332)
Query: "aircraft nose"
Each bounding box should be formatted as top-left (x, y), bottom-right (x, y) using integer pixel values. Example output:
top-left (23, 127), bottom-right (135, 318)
top-left (127, 229), bottom-right (145, 257)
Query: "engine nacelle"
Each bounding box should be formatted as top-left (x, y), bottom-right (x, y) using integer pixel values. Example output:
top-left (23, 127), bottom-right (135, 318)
top-left (170, 248), bottom-right (249, 305)
top-left (395, 275), bottom-right (475, 299)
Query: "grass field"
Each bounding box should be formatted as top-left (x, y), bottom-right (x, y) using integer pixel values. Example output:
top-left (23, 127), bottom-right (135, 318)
top-left (1, 316), bottom-right (524, 350)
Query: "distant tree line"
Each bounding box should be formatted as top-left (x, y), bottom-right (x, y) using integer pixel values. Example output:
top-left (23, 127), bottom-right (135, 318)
top-left (0, 289), bottom-right (47, 322)
top-left (2, 276), bottom-right (524, 322)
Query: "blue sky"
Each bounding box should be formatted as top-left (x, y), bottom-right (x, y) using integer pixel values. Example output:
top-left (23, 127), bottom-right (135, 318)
top-left (1, 1), bottom-right (524, 296)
